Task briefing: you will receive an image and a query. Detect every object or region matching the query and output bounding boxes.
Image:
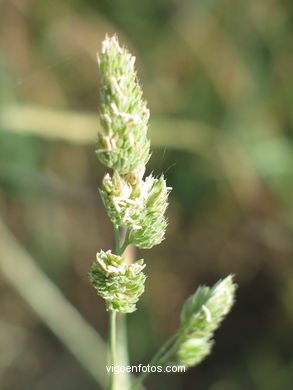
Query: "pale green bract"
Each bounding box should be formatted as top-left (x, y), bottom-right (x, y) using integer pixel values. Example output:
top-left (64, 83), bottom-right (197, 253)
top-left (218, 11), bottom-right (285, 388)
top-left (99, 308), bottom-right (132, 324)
top-left (96, 35), bottom-right (151, 174)
top-left (169, 275), bottom-right (236, 368)
top-left (88, 250), bottom-right (146, 313)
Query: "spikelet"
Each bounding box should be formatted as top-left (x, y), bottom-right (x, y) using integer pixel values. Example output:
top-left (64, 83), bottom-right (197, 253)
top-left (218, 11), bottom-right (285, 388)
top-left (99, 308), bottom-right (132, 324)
top-left (96, 35), bottom-right (150, 174)
top-left (89, 250), bottom-right (146, 313)
top-left (100, 172), bottom-right (171, 249)
top-left (168, 275), bottom-right (236, 368)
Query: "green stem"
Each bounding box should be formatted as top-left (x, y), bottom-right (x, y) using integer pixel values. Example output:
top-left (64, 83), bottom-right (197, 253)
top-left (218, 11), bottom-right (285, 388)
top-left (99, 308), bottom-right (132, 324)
top-left (112, 225), bottom-right (130, 390)
top-left (157, 323), bottom-right (190, 365)
top-left (117, 314), bottom-right (131, 389)
top-left (109, 310), bottom-right (117, 390)
top-left (130, 329), bottom-right (182, 390)
top-left (120, 231), bottom-right (130, 254)
top-left (114, 225), bottom-right (121, 255)
top-left (114, 225), bottom-right (130, 256)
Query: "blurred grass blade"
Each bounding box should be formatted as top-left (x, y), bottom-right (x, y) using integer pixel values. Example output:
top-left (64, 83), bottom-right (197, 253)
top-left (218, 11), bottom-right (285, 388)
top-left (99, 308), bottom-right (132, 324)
top-left (0, 218), bottom-right (108, 389)
top-left (0, 104), bottom-right (213, 153)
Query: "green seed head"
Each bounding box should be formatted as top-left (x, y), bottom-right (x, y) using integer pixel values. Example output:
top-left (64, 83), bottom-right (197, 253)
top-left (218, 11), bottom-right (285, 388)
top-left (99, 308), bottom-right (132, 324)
top-left (100, 172), bottom-right (171, 249)
top-left (88, 250), bottom-right (146, 313)
top-left (99, 171), bottom-right (144, 230)
top-left (170, 275), bottom-right (236, 368)
top-left (96, 35), bottom-right (150, 174)
top-left (129, 175), bottom-right (171, 249)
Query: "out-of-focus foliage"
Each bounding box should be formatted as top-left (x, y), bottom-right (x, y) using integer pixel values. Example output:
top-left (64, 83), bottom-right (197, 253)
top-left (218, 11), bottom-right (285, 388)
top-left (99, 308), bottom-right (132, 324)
top-left (0, 0), bottom-right (293, 389)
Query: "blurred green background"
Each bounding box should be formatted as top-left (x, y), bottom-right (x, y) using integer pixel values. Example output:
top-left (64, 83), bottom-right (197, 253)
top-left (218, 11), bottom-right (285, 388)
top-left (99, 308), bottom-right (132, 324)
top-left (0, 0), bottom-right (293, 389)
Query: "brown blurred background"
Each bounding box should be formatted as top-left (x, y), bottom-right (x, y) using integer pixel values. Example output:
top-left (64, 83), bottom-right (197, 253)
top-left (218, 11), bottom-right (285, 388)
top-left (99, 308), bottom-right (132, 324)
top-left (0, 0), bottom-right (293, 389)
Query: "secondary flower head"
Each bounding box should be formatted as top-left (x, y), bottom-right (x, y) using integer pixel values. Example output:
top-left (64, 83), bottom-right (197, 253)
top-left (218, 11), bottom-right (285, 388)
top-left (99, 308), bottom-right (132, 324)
top-left (170, 275), bottom-right (236, 368)
top-left (129, 175), bottom-right (172, 249)
top-left (99, 171), bottom-right (143, 230)
top-left (96, 35), bottom-right (150, 174)
top-left (88, 250), bottom-right (146, 313)
top-left (100, 172), bottom-right (171, 249)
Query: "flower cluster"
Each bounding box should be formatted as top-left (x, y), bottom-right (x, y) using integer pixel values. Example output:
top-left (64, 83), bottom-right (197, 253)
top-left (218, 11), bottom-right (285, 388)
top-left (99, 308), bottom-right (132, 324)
top-left (89, 35), bottom-right (171, 313)
top-left (100, 172), bottom-right (171, 249)
top-left (169, 275), bottom-right (236, 368)
top-left (128, 175), bottom-right (171, 249)
top-left (89, 35), bottom-right (237, 386)
top-left (96, 34), bottom-right (171, 250)
top-left (96, 35), bottom-right (150, 174)
top-left (89, 250), bottom-right (146, 313)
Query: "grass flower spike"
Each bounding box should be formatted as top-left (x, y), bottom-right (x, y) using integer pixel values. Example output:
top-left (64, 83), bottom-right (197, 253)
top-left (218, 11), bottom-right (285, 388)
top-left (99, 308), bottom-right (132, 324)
top-left (100, 172), bottom-right (171, 248)
top-left (170, 275), bottom-right (236, 367)
top-left (89, 250), bottom-right (146, 313)
top-left (89, 34), bottom-right (236, 390)
top-left (99, 171), bottom-right (143, 230)
top-left (129, 175), bottom-right (171, 249)
top-left (96, 35), bottom-right (150, 174)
